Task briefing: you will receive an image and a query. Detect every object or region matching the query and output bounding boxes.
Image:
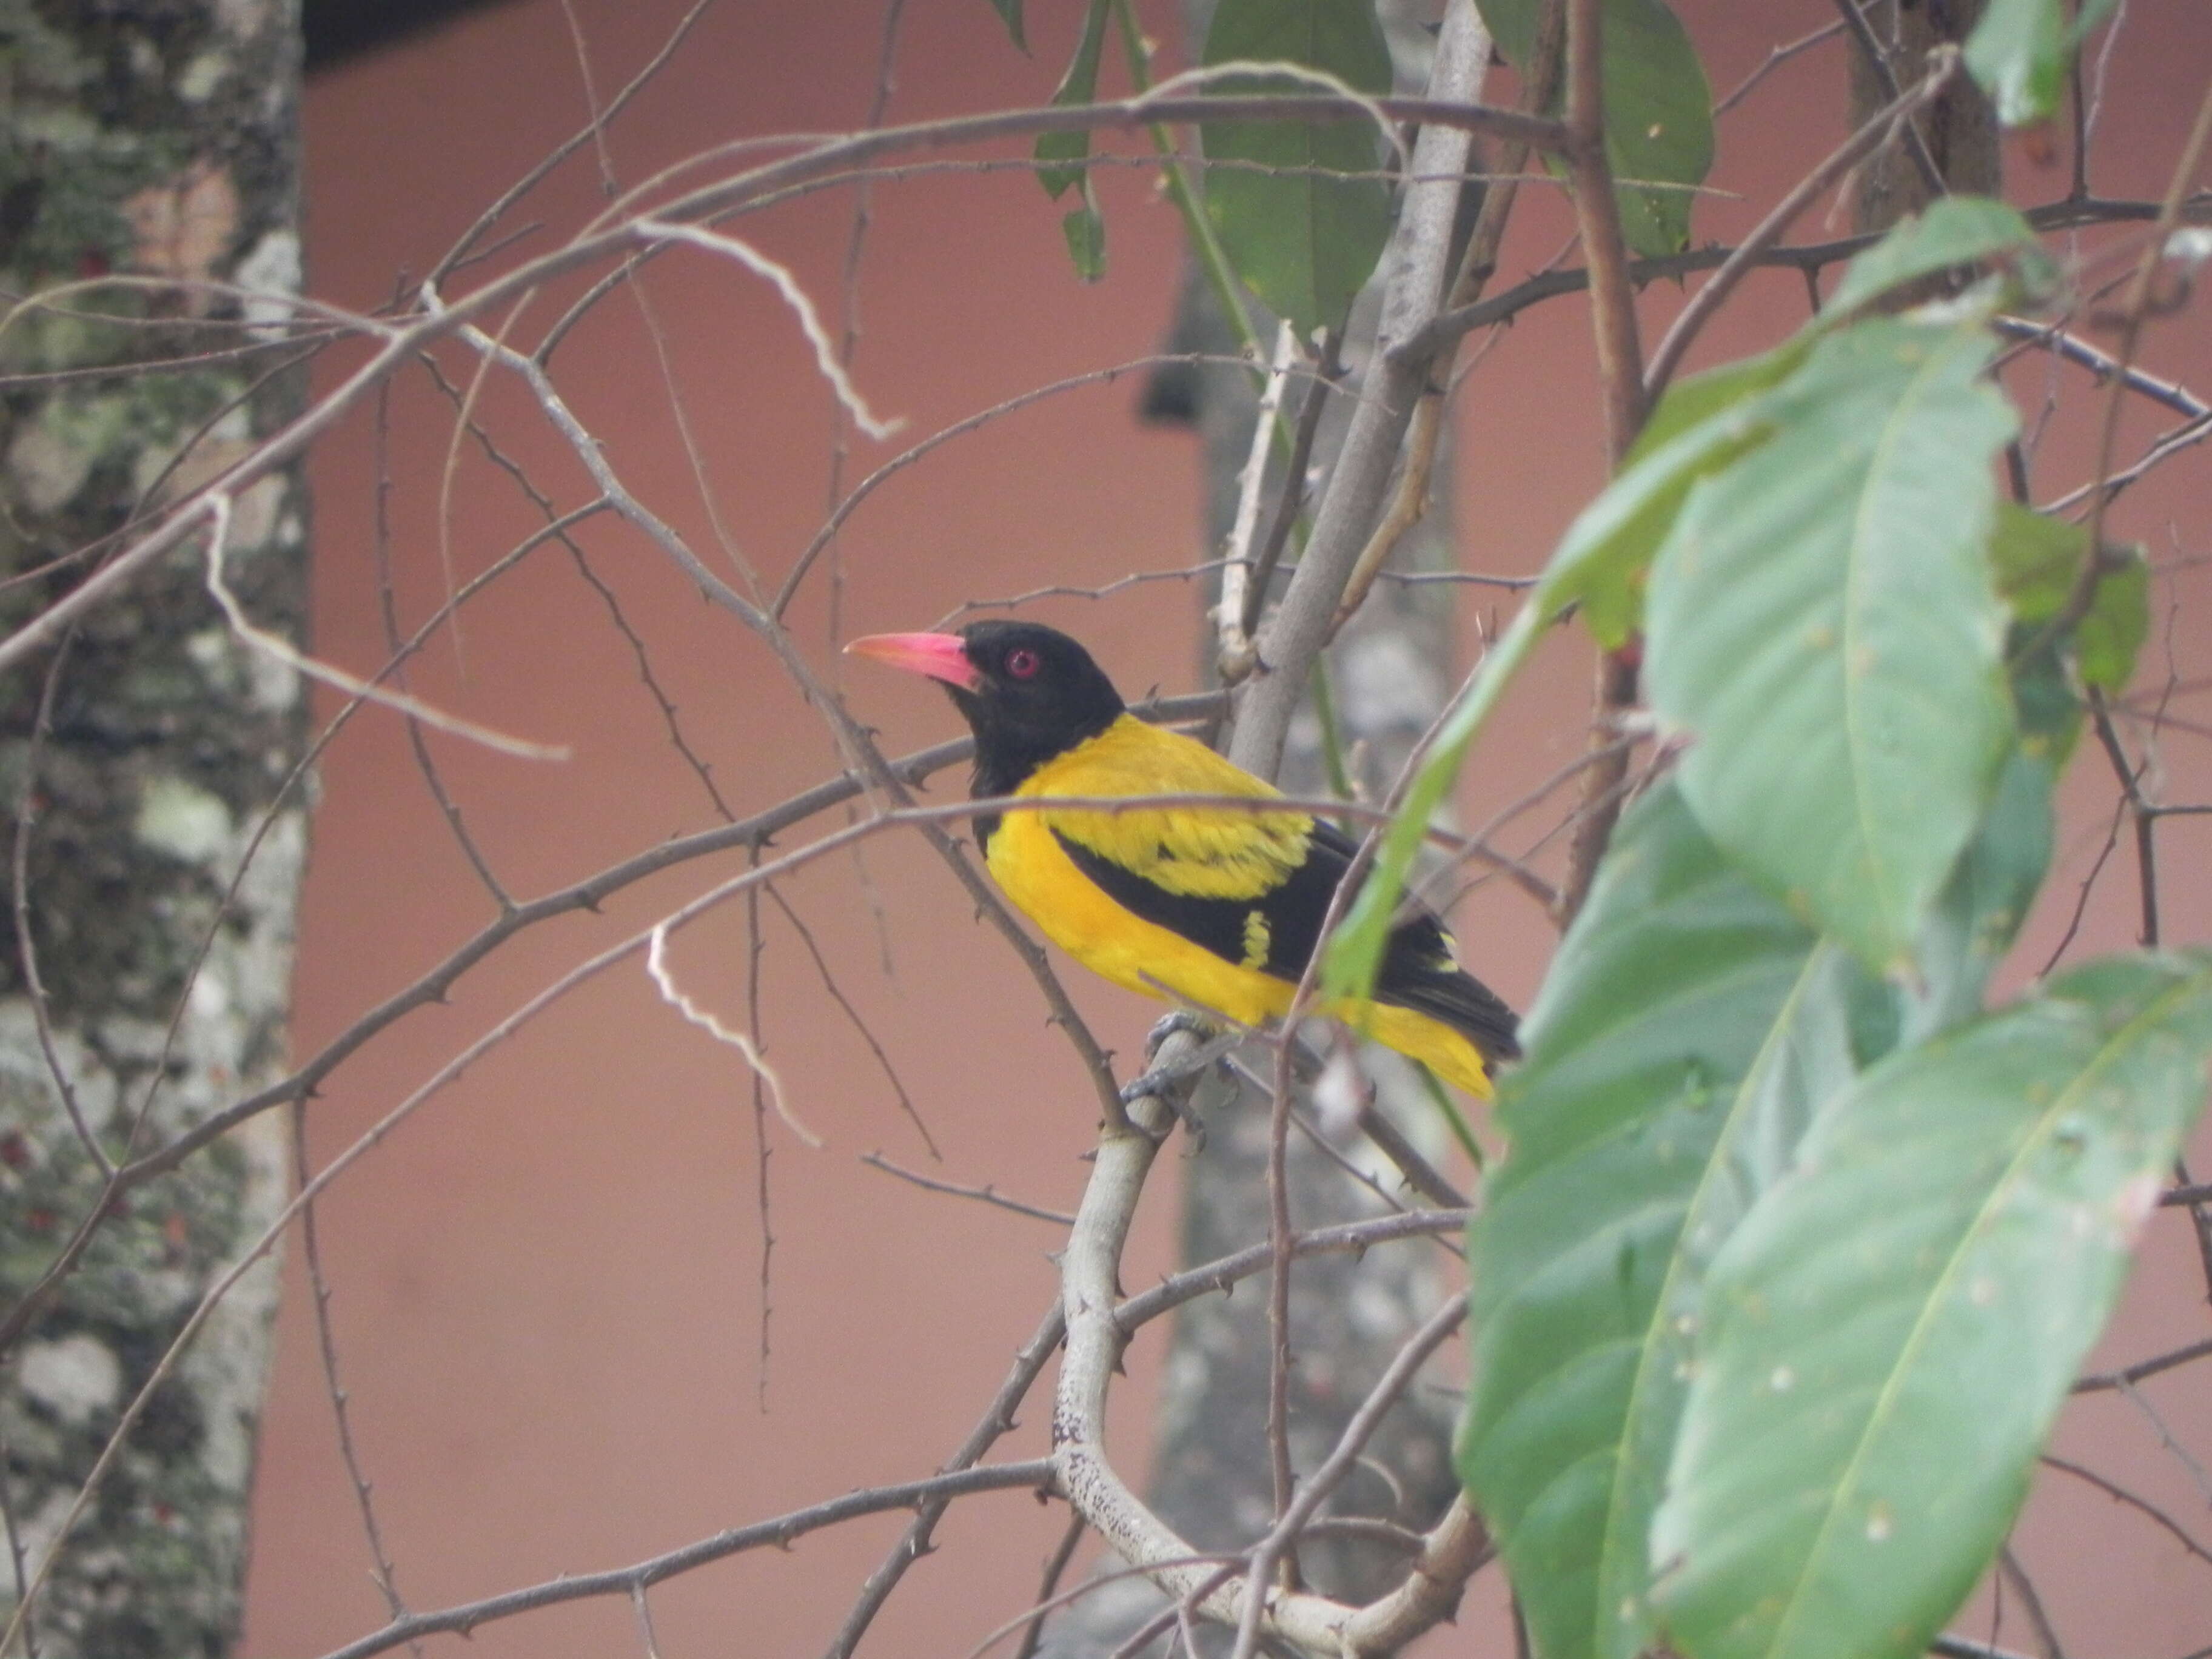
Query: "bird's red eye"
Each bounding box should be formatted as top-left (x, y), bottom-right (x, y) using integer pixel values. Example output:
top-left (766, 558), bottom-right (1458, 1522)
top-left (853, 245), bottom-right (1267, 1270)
top-left (1005, 647), bottom-right (1041, 680)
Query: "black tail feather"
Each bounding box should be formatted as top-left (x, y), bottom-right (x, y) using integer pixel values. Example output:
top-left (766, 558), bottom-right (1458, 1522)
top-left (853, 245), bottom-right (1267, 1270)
top-left (1377, 965), bottom-right (1521, 1064)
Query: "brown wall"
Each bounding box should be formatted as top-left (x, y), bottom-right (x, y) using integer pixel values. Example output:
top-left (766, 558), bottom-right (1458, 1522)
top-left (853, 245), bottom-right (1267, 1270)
top-left (242, 2), bottom-right (2212, 1655)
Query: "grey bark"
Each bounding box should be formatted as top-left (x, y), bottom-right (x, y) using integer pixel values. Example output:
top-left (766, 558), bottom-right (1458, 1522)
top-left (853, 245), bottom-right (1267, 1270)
top-left (1040, 4), bottom-right (1475, 1649)
top-left (0, 3), bottom-right (307, 1655)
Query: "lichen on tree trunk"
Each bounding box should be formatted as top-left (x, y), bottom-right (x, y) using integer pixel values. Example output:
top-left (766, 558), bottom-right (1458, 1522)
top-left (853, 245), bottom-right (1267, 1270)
top-left (0, 3), bottom-right (307, 1655)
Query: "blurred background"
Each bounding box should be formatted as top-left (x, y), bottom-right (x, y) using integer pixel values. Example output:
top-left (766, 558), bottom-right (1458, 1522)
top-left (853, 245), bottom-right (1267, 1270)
top-left (227, 1), bottom-right (2212, 1654)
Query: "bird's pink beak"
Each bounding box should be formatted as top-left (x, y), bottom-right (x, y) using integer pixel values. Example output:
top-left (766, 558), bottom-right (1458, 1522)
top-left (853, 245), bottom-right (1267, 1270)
top-left (843, 631), bottom-right (982, 692)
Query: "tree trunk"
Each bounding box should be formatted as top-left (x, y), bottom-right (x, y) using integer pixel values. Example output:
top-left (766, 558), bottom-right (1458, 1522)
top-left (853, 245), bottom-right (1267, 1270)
top-left (1846, 0), bottom-right (2000, 233)
top-left (1041, 4), bottom-right (1470, 1647)
top-left (0, 3), bottom-right (307, 1655)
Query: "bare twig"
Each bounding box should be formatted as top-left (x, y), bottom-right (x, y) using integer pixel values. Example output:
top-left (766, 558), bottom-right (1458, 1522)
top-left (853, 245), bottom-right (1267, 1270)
top-left (1711, 17), bottom-right (1848, 118)
top-left (0, 1440), bottom-right (35, 1659)
top-left (1011, 1509), bottom-right (1090, 1659)
top-left (10, 635), bottom-right (109, 1175)
top-left (312, 1461), bottom-right (1056, 1659)
top-left (1830, 0), bottom-right (1947, 199)
top-left (293, 1105), bottom-right (415, 1637)
top-left (370, 380), bottom-right (514, 911)
top-left (1992, 315), bottom-right (2211, 424)
top-left (768, 885), bottom-right (937, 1156)
top-left (1553, 0), bottom-right (1652, 927)
top-left (2073, 1334), bottom-right (2212, 1393)
top-left (1219, 321), bottom-right (1303, 677)
top-left (2061, 82), bottom-right (2212, 633)
top-left (1998, 1545), bottom-right (2069, 1659)
top-left (860, 1151), bottom-right (1073, 1226)
top-left (2040, 1454), bottom-right (2212, 1568)
top-left (1227, 1295), bottom-right (1472, 1659)
top-left (826, 1308), bottom-right (1067, 1657)
top-left (1244, 333), bottom-right (1343, 644)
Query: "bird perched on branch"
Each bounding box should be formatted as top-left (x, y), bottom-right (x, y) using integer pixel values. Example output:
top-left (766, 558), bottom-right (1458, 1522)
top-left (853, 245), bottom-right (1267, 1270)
top-left (845, 621), bottom-right (1517, 1096)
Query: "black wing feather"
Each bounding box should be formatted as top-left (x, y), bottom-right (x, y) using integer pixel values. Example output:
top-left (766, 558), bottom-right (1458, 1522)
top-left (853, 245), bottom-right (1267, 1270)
top-left (1051, 816), bottom-right (1518, 1062)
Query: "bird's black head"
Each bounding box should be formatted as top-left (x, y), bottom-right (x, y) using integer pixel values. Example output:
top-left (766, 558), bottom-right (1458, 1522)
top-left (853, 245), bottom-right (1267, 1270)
top-left (846, 620), bottom-right (1126, 795)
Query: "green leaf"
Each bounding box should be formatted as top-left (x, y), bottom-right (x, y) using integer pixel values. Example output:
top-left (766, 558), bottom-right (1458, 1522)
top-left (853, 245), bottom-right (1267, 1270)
top-left (1062, 192), bottom-right (1107, 280)
top-left (988, 0), bottom-right (1026, 51)
top-left (2079, 552), bottom-right (2149, 691)
top-left (1326, 336), bottom-right (1812, 1000)
top-left (1896, 743), bottom-right (2053, 1044)
top-left (1645, 319), bottom-right (2019, 976)
top-left (1200, 0), bottom-right (1395, 334)
top-left (1476, 0), bottom-right (1714, 255)
top-left (1988, 501), bottom-right (2149, 691)
top-left (1822, 197), bottom-right (2049, 320)
top-left (1546, 340), bottom-right (1810, 648)
top-left (1326, 591), bottom-right (1545, 1005)
top-left (1651, 950), bottom-right (2212, 1659)
top-left (1965, 0), bottom-right (2118, 126)
top-left (1035, 0), bottom-right (1111, 199)
top-left (1459, 782), bottom-right (1877, 1659)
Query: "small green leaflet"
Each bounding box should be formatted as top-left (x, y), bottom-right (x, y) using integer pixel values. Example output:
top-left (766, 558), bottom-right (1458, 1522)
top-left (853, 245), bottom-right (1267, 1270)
top-left (1652, 951), bottom-right (2212, 1659)
top-left (1965, 0), bottom-right (2120, 126)
top-left (1035, 0), bottom-right (1111, 199)
top-left (1988, 501), bottom-right (2149, 691)
top-left (1062, 189), bottom-right (1108, 280)
top-left (1199, 0), bottom-right (1394, 335)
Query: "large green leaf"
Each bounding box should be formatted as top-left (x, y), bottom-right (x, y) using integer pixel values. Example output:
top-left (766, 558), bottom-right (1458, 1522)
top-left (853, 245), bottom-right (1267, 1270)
top-left (1459, 782), bottom-right (1876, 1659)
top-left (1651, 951), bottom-right (2212, 1659)
top-left (1326, 206), bottom-right (2054, 1007)
top-left (1200, 0), bottom-right (1394, 335)
top-left (1645, 319), bottom-right (2019, 975)
top-left (1544, 340), bottom-right (1809, 648)
top-left (1476, 0), bottom-right (1713, 255)
top-left (1966, 0), bottom-right (2119, 126)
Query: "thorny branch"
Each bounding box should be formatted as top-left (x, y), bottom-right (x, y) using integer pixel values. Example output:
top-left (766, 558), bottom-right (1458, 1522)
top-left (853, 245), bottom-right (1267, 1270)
top-left (1554, 0), bottom-right (1649, 928)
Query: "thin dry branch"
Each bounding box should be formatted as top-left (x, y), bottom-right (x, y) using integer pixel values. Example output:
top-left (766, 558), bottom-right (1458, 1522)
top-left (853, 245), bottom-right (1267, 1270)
top-left (1227, 1295), bottom-right (1471, 1659)
top-left (860, 1151), bottom-right (1071, 1226)
top-left (2063, 82), bottom-right (2212, 630)
top-left (0, 88), bottom-right (1564, 684)
top-left (313, 1461), bottom-right (1057, 1659)
top-left (1553, 0), bottom-right (1651, 927)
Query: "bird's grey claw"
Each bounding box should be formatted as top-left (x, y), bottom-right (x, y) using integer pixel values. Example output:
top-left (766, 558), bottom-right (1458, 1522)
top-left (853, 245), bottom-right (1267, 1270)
top-left (1121, 1016), bottom-right (1238, 1149)
top-left (1143, 1009), bottom-right (1216, 1062)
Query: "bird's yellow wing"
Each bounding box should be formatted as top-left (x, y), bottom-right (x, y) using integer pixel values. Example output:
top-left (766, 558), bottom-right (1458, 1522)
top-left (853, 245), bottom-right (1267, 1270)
top-left (1016, 716), bottom-right (1312, 900)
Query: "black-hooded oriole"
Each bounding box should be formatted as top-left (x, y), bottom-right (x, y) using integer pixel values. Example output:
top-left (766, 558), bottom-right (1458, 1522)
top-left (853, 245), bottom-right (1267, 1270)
top-left (846, 621), bottom-right (1518, 1095)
